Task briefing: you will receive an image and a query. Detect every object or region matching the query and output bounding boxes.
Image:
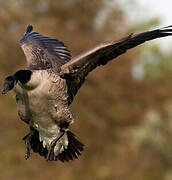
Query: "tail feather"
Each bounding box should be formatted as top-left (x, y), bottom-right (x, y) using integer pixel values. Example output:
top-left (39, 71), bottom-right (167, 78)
top-left (68, 143), bottom-right (78, 159)
top-left (23, 129), bottom-right (84, 162)
top-left (57, 131), bottom-right (84, 162)
top-left (29, 130), bottom-right (48, 159)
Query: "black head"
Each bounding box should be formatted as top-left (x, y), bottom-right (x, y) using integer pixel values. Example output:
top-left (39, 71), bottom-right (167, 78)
top-left (2, 76), bottom-right (17, 94)
top-left (14, 70), bottom-right (32, 84)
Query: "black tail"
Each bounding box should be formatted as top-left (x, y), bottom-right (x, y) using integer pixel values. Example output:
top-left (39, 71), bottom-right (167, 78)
top-left (23, 129), bottom-right (84, 162)
top-left (58, 131), bottom-right (84, 162)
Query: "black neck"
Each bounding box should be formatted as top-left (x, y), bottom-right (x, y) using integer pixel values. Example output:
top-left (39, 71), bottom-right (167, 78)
top-left (14, 70), bottom-right (32, 84)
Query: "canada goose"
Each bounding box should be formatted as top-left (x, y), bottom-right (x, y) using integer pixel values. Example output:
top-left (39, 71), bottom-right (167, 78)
top-left (2, 25), bottom-right (172, 162)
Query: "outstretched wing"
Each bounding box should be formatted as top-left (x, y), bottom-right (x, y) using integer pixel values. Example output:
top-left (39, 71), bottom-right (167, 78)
top-left (20, 25), bottom-right (71, 70)
top-left (59, 26), bottom-right (172, 104)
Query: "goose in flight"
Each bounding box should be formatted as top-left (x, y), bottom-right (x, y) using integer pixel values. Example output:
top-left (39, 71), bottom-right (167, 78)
top-left (2, 25), bottom-right (172, 162)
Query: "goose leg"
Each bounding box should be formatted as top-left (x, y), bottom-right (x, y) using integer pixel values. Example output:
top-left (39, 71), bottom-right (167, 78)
top-left (46, 131), bottom-right (65, 161)
top-left (23, 129), bottom-right (35, 160)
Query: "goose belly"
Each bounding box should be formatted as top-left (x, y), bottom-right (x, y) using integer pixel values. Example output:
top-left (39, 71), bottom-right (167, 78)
top-left (14, 71), bottom-right (69, 133)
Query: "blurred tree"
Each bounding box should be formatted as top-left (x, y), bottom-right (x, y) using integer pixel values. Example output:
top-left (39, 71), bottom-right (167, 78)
top-left (0, 0), bottom-right (172, 180)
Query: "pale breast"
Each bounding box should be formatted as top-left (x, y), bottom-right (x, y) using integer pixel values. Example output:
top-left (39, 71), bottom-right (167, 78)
top-left (13, 70), bottom-right (71, 130)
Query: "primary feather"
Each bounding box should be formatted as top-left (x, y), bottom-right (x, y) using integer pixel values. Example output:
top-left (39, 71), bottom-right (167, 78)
top-left (60, 25), bottom-right (172, 103)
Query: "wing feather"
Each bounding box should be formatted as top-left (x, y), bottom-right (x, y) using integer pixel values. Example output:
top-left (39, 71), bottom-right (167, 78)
top-left (60, 26), bottom-right (172, 104)
top-left (20, 26), bottom-right (71, 70)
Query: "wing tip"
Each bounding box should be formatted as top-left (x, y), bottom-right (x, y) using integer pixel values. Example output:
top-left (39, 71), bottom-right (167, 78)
top-left (161, 25), bottom-right (172, 29)
top-left (24, 25), bottom-right (33, 36)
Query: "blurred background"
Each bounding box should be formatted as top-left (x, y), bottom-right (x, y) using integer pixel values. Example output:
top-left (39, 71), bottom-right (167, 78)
top-left (0, 0), bottom-right (172, 179)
